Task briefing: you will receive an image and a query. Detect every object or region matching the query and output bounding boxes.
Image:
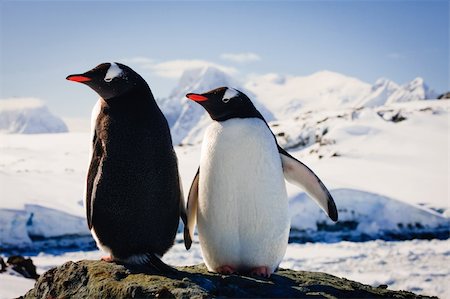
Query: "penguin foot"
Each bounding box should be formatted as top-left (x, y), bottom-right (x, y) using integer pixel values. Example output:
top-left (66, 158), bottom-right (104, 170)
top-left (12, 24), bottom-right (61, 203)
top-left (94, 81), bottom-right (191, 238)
top-left (101, 255), bottom-right (114, 262)
top-left (216, 265), bottom-right (236, 275)
top-left (249, 266), bottom-right (271, 278)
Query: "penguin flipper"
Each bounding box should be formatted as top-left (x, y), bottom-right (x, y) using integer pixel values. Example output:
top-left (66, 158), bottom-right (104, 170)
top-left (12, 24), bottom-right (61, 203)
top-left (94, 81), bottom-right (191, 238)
top-left (184, 167), bottom-right (199, 250)
top-left (86, 131), bottom-right (103, 229)
top-left (278, 146), bottom-right (338, 222)
top-left (178, 170), bottom-right (189, 233)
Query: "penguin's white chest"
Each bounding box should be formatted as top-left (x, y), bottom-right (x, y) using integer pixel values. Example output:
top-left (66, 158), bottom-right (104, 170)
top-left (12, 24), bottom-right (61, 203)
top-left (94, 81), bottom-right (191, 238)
top-left (198, 118), bottom-right (290, 273)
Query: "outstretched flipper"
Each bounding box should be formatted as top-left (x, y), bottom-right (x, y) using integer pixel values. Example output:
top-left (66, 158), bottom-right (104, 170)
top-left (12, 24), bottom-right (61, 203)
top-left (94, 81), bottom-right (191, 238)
top-left (184, 167), bottom-right (200, 250)
top-left (278, 146), bottom-right (338, 222)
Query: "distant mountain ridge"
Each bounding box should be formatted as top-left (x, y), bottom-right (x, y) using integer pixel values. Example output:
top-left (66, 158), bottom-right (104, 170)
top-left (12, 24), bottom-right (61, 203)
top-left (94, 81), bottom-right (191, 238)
top-left (245, 70), bottom-right (437, 119)
top-left (0, 98), bottom-right (68, 134)
top-left (157, 68), bottom-right (438, 144)
top-left (245, 71), bottom-right (371, 118)
top-left (357, 77), bottom-right (437, 107)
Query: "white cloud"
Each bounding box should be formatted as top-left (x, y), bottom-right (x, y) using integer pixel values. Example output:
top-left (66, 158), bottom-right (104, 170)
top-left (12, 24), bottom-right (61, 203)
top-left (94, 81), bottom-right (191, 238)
top-left (121, 57), bottom-right (237, 79)
top-left (220, 52), bottom-right (261, 63)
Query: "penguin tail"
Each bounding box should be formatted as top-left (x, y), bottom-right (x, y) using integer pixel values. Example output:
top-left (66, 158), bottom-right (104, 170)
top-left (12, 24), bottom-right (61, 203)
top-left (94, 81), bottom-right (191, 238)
top-left (122, 253), bottom-right (177, 274)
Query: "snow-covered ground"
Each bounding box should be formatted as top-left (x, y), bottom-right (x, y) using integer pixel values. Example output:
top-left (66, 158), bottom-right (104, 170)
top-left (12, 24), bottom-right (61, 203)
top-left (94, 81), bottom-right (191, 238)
top-left (2, 238), bottom-right (449, 298)
top-left (0, 133), bottom-right (90, 248)
top-left (277, 100), bottom-right (450, 214)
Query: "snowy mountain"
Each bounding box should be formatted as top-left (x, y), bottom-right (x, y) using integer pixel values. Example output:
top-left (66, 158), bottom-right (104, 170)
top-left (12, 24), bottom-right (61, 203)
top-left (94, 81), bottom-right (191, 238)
top-left (357, 77), bottom-right (437, 107)
top-left (245, 71), bottom-right (372, 118)
top-left (0, 98), bottom-right (68, 134)
top-left (155, 68), bottom-right (438, 144)
top-left (157, 66), bottom-right (274, 145)
top-left (354, 78), bottom-right (400, 107)
top-left (385, 77), bottom-right (437, 104)
top-left (245, 71), bottom-right (438, 118)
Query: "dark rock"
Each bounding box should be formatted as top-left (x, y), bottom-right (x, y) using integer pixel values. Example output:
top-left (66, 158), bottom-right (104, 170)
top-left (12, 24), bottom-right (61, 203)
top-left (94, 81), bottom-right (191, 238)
top-left (0, 257), bottom-right (7, 273)
top-left (22, 260), bottom-right (436, 298)
top-left (391, 111), bottom-right (407, 123)
top-left (377, 110), bottom-right (408, 122)
top-left (7, 255), bottom-right (39, 279)
top-left (437, 92), bottom-right (450, 99)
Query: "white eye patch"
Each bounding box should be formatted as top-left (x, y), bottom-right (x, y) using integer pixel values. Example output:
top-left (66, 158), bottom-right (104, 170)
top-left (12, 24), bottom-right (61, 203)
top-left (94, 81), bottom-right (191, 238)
top-left (222, 88), bottom-right (239, 103)
top-left (104, 63), bottom-right (123, 82)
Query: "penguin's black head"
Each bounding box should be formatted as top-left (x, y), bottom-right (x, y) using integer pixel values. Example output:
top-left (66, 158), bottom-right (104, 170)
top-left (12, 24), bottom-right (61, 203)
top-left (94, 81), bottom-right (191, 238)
top-left (66, 62), bottom-right (146, 100)
top-left (186, 87), bottom-right (264, 122)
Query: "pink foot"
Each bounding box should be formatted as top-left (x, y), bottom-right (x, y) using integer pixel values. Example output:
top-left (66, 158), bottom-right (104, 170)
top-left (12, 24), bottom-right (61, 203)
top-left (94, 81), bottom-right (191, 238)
top-left (250, 266), bottom-right (271, 278)
top-left (216, 265), bottom-right (236, 275)
top-left (101, 255), bottom-right (113, 262)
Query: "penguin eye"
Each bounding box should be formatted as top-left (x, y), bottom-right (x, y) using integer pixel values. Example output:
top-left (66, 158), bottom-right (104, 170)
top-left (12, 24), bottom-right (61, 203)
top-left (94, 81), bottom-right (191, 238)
top-left (104, 77), bottom-right (114, 83)
top-left (222, 97), bottom-right (231, 103)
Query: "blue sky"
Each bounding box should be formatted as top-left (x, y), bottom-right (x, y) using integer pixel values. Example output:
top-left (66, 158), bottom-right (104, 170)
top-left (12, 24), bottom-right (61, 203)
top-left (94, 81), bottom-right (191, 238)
top-left (0, 0), bottom-right (448, 118)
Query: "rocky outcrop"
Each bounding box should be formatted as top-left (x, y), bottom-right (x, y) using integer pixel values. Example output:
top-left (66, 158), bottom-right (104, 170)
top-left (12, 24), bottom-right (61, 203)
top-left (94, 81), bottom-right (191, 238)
top-left (437, 92), bottom-right (450, 99)
top-left (0, 255), bottom-right (39, 280)
top-left (22, 260), bottom-right (435, 298)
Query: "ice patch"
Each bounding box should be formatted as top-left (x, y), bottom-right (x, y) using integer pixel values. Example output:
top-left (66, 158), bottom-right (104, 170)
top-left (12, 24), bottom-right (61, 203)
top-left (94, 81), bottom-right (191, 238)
top-left (0, 205), bottom-right (90, 250)
top-left (25, 204), bottom-right (89, 239)
top-left (104, 63), bottom-right (123, 82)
top-left (289, 189), bottom-right (449, 242)
top-left (0, 209), bottom-right (32, 247)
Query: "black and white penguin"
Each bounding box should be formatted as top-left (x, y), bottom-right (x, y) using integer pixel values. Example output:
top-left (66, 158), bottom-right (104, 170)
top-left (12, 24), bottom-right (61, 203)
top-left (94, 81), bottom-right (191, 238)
top-left (184, 87), bottom-right (338, 277)
top-left (67, 63), bottom-right (185, 272)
